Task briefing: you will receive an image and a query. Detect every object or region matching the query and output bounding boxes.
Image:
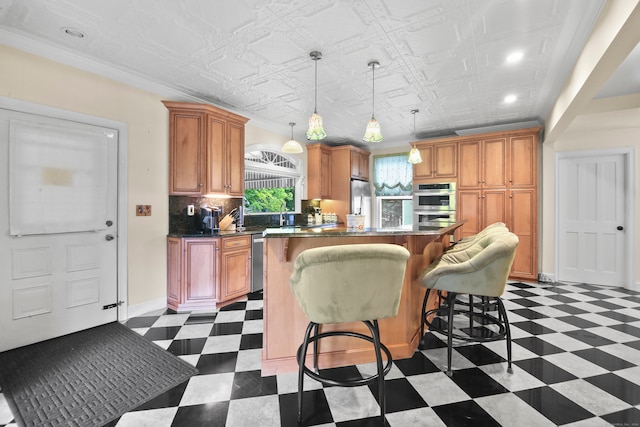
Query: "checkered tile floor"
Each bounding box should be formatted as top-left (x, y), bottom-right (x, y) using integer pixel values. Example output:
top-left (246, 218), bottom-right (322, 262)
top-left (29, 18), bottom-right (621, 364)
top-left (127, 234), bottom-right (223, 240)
top-left (2, 281), bottom-right (640, 426)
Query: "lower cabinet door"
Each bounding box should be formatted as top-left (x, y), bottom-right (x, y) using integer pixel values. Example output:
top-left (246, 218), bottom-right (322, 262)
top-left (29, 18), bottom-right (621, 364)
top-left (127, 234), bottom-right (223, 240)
top-left (220, 248), bottom-right (251, 301)
top-left (185, 239), bottom-right (219, 304)
top-left (509, 189), bottom-right (537, 280)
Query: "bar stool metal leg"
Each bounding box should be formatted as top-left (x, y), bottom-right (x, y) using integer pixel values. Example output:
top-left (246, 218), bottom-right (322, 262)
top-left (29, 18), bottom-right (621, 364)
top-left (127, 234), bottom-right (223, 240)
top-left (297, 322), bottom-right (315, 423)
top-left (495, 298), bottom-right (513, 373)
top-left (446, 292), bottom-right (457, 377)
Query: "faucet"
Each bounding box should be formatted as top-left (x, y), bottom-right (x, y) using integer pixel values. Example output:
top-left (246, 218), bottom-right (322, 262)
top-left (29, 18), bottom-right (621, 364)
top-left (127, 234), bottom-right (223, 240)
top-left (279, 201), bottom-right (287, 226)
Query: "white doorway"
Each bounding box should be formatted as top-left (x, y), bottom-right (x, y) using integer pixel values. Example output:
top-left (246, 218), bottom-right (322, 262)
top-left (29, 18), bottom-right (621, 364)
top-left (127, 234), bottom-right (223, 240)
top-left (0, 98), bottom-right (128, 351)
top-left (556, 148), bottom-right (635, 288)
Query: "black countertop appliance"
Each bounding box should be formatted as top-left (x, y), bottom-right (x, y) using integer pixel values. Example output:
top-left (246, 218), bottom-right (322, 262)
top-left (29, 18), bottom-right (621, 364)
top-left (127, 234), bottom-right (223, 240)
top-left (198, 206), bottom-right (221, 234)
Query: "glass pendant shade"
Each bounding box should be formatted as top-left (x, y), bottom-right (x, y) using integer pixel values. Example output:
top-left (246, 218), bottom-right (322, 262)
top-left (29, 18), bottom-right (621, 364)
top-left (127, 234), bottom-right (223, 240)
top-left (283, 122), bottom-right (304, 153)
top-left (363, 61), bottom-right (382, 142)
top-left (306, 51), bottom-right (326, 140)
top-left (408, 145), bottom-right (422, 164)
top-left (306, 112), bottom-right (326, 140)
top-left (407, 109), bottom-right (423, 164)
top-left (363, 117), bottom-right (383, 143)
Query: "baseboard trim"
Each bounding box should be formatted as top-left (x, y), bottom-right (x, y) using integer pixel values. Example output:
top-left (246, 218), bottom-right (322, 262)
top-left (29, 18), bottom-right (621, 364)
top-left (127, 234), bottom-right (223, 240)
top-left (126, 297), bottom-right (167, 320)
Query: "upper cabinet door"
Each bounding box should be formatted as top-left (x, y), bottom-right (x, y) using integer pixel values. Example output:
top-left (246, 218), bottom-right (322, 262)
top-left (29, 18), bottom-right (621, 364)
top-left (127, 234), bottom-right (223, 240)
top-left (458, 140), bottom-right (481, 188)
top-left (226, 121), bottom-right (246, 196)
top-left (350, 149), bottom-right (370, 181)
top-left (307, 144), bottom-right (332, 199)
top-left (413, 145), bottom-right (434, 180)
top-left (205, 115), bottom-right (226, 194)
top-left (433, 142), bottom-right (457, 179)
top-left (509, 134), bottom-right (537, 188)
top-left (169, 111), bottom-right (204, 195)
top-left (482, 138), bottom-right (507, 188)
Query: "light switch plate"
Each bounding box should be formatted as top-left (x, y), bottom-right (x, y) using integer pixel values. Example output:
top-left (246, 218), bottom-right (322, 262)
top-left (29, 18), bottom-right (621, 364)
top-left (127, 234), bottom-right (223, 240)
top-left (187, 205), bottom-right (195, 216)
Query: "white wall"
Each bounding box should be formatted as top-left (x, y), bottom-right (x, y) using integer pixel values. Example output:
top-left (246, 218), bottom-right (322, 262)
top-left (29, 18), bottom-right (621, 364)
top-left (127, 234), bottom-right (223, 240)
top-left (541, 107), bottom-right (640, 285)
top-left (0, 44), bottom-right (169, 306)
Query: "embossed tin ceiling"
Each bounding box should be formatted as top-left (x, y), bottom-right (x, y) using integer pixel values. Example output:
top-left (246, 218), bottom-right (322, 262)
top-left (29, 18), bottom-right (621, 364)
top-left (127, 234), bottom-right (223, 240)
top-left (1, 0), bottom-right (634, 147)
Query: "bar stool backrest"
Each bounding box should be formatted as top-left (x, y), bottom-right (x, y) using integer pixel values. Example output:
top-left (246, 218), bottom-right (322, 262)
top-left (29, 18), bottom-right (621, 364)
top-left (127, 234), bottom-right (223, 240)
top-left (290, 243), bottom-right (410, 324)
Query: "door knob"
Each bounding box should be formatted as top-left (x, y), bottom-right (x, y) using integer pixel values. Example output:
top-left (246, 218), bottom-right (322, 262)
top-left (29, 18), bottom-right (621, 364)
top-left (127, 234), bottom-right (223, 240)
top-left (106, 220), bottom-right (113, 227)
top-left (617, 226), bottom-right (624, 231)
top-left (105, 234), bottom-right (115, 241)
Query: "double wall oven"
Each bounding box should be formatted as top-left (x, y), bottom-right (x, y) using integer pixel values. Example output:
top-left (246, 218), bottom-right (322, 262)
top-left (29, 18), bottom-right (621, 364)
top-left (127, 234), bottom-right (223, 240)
top-left (413, 182), bottom-right (456, 228)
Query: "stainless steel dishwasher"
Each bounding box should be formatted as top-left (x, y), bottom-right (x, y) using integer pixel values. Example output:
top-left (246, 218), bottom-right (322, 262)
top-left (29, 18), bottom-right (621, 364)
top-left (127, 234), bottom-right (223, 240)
top-left (251, 234), bottom-right (264, 292)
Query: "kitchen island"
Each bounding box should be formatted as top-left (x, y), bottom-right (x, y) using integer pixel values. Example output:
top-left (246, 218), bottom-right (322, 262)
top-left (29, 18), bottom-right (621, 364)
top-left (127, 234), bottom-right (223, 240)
top-left (261, 222), bottom-right (463, 375)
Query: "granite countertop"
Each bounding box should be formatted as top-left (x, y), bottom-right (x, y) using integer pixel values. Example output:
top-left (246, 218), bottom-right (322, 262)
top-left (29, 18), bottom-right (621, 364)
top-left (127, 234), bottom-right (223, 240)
top-left (168, 223), bottom-right (341, 238)
top-left (262, 223), bottom-right (457, 238)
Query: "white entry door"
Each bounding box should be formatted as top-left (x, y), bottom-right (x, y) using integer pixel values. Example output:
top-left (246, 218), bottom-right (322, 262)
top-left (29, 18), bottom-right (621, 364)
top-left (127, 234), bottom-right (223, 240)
top-left (0, 108), bottom-right (119, 351)
top-left (557, 153), bottom-right (627, 286)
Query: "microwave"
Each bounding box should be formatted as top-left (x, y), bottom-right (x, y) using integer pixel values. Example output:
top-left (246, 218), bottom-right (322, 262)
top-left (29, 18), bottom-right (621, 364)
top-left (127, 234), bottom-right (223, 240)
top-left (413, 182), bottom-right (456, 212)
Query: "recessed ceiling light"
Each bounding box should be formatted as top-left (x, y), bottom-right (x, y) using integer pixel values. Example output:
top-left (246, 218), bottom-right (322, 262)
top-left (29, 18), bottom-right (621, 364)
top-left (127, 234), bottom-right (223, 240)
top-left (504, 94), bottom-right (517, 104)
top-left (506, 51), bottom-right (523, 64)
top-left (61, 27), bottom-right (86, 38)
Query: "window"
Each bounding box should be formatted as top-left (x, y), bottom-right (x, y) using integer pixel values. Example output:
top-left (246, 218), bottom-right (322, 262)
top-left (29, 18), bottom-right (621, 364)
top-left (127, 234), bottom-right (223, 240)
top-left (244, 148), bottom-right (302, 214)
top-left (373, 154), bottom-right (413, 228)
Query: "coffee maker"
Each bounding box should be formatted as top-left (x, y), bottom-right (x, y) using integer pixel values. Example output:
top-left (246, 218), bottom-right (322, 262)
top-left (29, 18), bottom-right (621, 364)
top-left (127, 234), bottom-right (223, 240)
top-left (198, 206), bottom-right (221, 234)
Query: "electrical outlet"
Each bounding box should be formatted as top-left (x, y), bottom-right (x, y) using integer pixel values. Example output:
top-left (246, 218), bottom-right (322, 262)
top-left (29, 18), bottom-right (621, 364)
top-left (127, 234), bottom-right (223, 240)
top-left (187, 205), bottom-right (195, 216)
top-left (136, 205), bottom-right (152, 216)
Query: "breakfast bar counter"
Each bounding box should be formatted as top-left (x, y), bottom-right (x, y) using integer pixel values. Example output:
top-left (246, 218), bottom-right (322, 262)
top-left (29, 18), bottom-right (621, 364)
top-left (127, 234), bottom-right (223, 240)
top-left (260, 222), bottom-right (463, 375)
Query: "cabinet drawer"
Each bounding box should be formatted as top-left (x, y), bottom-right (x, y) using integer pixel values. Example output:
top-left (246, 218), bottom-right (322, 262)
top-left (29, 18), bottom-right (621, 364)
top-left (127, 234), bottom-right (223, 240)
top-left (221, 235), bottom-right (251, 250)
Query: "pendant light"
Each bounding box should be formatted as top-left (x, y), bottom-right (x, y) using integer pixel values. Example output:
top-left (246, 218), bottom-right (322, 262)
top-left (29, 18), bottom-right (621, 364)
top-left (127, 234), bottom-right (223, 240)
top-left (407, 109), bottom-right (423, 164)
top-left (363, 60), bottom-right (383, 142)
top-left (282, 122), bottom-right (303, 153)
top-left (306, 51), bottom-right (326, 140)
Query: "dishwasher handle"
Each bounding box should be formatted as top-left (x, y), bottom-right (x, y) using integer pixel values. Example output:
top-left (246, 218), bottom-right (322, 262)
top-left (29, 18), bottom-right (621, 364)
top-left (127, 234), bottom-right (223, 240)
top-left (253, 238), bottom-right (264, 243)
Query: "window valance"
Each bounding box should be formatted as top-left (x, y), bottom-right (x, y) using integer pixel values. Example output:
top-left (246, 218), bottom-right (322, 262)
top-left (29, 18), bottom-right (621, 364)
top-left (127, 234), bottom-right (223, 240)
top-left (373, 154), bottom-right (412, 196)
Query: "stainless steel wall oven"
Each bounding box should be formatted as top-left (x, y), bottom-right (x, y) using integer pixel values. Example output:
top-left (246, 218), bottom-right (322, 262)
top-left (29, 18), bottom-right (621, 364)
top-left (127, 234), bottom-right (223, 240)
top-left (413, 182), bottom-right (456, 227)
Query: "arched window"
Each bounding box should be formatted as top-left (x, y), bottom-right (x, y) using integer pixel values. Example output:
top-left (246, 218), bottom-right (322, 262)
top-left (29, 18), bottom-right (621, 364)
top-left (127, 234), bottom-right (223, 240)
top-left (244, 147), bottom-right (302, 214)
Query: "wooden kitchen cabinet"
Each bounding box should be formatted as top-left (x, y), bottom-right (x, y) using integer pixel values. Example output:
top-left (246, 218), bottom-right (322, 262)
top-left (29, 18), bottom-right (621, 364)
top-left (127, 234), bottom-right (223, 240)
top-left (219, 235), bottom-right (251, 302)
top-left (458, 134), bottom-right (537, 190)
top-left (457, 189), bottom-right (508, 239)
top-left (458, 138), bottom-right (507, 189)
top-left (350, 148), bottom-right (370, 181)
top-left (455, 127), bottom-right (539, 280)
top-left (508, 188), bottom-right (537, 279)
top-left (307, 143), bottom-right (332, 199)
top-left (413, 141), bottom-right (457, 182)
top-left (457, 187), bottom-right (537, 280)
top-left (163, 101), bottom-right (249, 196)
top-left (508, 134), bottom-right (537, 188)
top-left (167, 235), bottom-right (252, 312)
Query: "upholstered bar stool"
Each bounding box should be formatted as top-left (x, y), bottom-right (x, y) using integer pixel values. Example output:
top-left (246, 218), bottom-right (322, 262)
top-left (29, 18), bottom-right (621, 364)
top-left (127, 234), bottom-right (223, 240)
top-left (418, 231), bottom-right (518, 376)
top-left (290, 243), bottom-right (410, 423)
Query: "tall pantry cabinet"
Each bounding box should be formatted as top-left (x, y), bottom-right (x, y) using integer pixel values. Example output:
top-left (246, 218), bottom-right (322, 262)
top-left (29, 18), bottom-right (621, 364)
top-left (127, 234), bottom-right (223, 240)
top-left (457, 128), bottom-right (539, 280)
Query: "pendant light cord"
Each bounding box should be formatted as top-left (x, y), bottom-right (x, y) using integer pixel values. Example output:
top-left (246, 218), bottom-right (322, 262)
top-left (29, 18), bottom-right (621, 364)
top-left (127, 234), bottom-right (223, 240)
top-left (371, 63), bottom-right (375, 119)
top-left (411, 109), bottom-right (419, 144)
top-left (314, 57), bottom-right (318, 114)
